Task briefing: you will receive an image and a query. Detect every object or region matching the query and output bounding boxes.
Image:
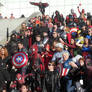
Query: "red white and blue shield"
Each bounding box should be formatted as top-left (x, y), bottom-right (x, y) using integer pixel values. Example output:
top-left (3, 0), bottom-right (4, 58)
top-left (12, 52), bottom-right (28, 68)
top-left (57, 63), bottom-right (63, 78)
top-left (57, 63), bottom-right (70, 78)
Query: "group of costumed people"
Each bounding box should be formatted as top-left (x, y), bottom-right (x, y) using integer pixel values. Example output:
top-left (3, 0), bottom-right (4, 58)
top-left (0, 2), bottom-right (92, 92)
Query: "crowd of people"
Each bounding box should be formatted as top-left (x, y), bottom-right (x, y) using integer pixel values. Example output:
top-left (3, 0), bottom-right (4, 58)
top-left (0, 6), bottom-right (92, 92)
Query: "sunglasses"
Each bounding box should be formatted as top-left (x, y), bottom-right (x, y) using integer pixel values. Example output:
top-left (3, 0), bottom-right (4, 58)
top-left (48, 64), bottom-right (54, 66)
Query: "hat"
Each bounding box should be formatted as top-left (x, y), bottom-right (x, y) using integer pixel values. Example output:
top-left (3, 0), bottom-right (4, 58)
top-left (55, 43), bottom-right (63, 49)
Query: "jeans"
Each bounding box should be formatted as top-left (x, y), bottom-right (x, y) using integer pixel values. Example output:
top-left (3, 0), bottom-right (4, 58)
top-left (65, 76), bottom-right (75, 92)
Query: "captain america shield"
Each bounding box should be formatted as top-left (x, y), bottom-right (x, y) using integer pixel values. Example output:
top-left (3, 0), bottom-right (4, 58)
top-left (56, 63), bottom-right (63, 78)
top-left (12, 52), bottom-right (28, 68)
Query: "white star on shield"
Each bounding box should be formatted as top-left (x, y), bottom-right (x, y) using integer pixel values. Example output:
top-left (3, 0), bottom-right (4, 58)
top-left (16, 56), bottom-right (23, 63)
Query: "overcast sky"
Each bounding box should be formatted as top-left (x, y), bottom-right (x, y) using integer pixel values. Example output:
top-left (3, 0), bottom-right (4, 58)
top-left (0, 0), bottom-right (92, 18)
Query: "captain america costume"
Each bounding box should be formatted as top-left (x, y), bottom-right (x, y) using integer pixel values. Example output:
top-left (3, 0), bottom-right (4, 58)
top-left (62, 59), bottom-right (72, 77)
top-left (63, 59), bottom-right (75, 92)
